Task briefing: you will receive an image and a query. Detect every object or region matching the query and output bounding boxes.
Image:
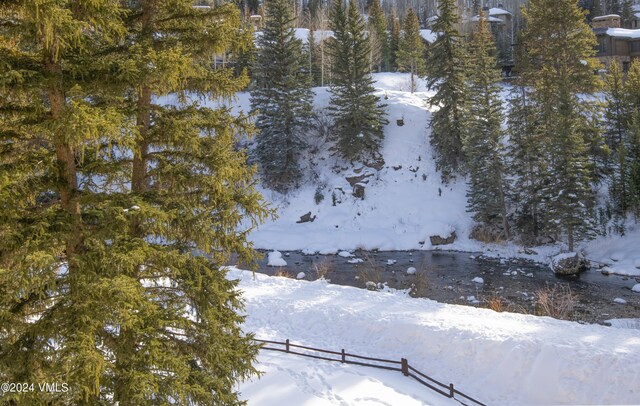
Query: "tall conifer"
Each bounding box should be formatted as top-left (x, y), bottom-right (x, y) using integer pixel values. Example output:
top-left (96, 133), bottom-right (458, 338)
top-left (1, 1), bottom-right (271, 403)
top-left (252, 0), bottom-right (315, 192)
top-left (327, 0), bottom-right (388, 162)
top-left (463, 14), bottom-right (511, 239)
top-left (426, 0), bottom-right (468, 182)
top-left (521, 0), bottom-right (601, 251)
top-left (397, 9), bottom-right (427, 93)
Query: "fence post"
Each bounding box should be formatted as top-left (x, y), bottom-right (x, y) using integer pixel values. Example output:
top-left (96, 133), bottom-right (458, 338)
top-left (401, 358), bottom-right (409, 376)
top-left (285, 339), bottom-right (290, 353)
top-left (341, 349), bottom-right (346, 363)
top-left (449, 383), bottom-right (455, 398)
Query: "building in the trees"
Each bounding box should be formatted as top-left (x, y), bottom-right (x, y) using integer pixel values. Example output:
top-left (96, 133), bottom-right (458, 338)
top-left (593, 14), bottom-right (640, 69)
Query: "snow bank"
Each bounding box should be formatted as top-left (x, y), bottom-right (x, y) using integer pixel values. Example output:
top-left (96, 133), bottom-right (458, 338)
top-left (230, 268), bottom-right (640, 405)
top-left (584, 223), bottom-right (640, 276)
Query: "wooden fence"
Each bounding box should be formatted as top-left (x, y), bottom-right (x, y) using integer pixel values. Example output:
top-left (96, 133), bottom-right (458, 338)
top-left (253, 338), bottom-right (487, 406)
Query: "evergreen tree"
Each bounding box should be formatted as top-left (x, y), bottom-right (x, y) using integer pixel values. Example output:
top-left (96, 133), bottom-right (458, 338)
top-left (252, 0), bottom-right (315, 193)
top-left (397, 8), bottom-right (427, 93)
top-left (369, 0), bottom-right (390, 72)
top-left (327, 0), bottom-right (388, 162)
top-left (463, 14), bottom-right (511, 239)
top-left (308, 29), bottom-right (324, 86)
top-left (621, 0), bottom-right (634, 28)
top-left (426, 0), bottom-right (468, 182)
top-left (624, 60), bottom-right (640, 219)
top-left (521, 0), bottom-right (601, 251)
top-left (1, 1), bottom-right (271, 404)
top-left (390, 10), bottom-right (401, 71)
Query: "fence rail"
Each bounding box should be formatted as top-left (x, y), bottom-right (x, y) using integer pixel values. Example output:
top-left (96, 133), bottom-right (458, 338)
top-left (253, 338), bottom-right (486, 406)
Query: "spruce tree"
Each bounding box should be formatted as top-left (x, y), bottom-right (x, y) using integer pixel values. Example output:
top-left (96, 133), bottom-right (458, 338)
top-left (397, 8), bottom-right (427, 93)
top-left (463, 14), bottom-right (511, 239)
top-left (624, 60), bottom-right (640, 219)
top-left (327, 0), bottom-right (388, 162)
top-left (521, 0), bottom-right (601, 251)
top-left (1, 1), bottom-right (271, 404)
top-left (621, 0), bottom-right (634, 28)
top-left (252, 0), bottom-right (315, 193)
top-left (426, 0), bottom-right (468, 182)
top-left (390, 10), bottom-right (401, 71)
top-left (308, 29), bottom-right (323, 86)
top-left (369, 0), bottom-right (390, 72)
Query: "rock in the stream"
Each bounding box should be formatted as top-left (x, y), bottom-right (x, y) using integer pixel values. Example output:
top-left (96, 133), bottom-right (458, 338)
top-left (296, 211), bottom-right (316, 223)
top-left (632, 284), bottom-right (640, 293)
top-left (296, 272), bottom-right (306, 279)
top-left (613, 298), bottom-right (627, 304)
top-left (550, 252), bottom-right (589, 276)
top-left (430, 231), bottom-right (457, 246)
top-left (406, 267), bottom-right (417, 275)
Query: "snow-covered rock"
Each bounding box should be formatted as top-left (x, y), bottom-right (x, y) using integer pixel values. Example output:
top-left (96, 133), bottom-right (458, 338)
top-left (549, 252), bottom-right (589, 276)
top-left (296, 272), bottom-right (306, 279)
top-left (338, 251), bottom-right (353, 258)
top-left (347, 258), bottom-right (364, 264)
top-left (472, 277), bottom-right (484, 284)
top-left (267, 251), bottom-right (287, 267)
top-left (406, 267), bottom-right (417, 275)
top-left (386, 259), bottom-right (397, 265)
top-left (632, 283), bottom-right (640, 293)
top-left (613, 298), bottom-right (627, 304)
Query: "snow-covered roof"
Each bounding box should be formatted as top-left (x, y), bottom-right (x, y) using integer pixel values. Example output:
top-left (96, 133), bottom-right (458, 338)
top-left (419, 29), bottom-right (437, 43)
top-left (606, 27), bottom-right (640, 39)
top-left (472, 15), bottom-right (504, 23)
top-left (593, 14), bottom-right (621, 21)
top-left (488, 7), bottom-right (511, 16)
top-left (634, 12), bottom-right (640, 19)
top-left (294, 28), bottom-right (334, 44)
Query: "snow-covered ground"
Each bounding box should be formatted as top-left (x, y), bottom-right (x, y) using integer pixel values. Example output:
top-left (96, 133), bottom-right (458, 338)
top-left (158, 72), bottom-right (640, 276)
top-left (232, 269), bottom-right (640, 405)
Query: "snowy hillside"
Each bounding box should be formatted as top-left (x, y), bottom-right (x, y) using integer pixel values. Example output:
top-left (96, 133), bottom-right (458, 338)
top-left (159, 72), bottom-right (640, 275)
top-left (232, 268), bottom-right (640, 405)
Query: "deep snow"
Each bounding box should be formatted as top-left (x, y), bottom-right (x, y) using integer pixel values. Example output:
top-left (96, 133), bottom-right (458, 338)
top-left (231, 268), bottom-right (640, 405)
top-left (157, 72), bottom-right (640, 276)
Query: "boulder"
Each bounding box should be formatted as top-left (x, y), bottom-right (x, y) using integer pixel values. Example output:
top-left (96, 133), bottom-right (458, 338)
top-left (296, 211), bottom-right (316, 224)
top-left (430, 231), bottom-right (457, 246)
top-left (346, 173), bottom-right (373, 187)
top-left (352, 183), bottom-right (365, 199)
top-left (550, 253), bottom-right (590, 276)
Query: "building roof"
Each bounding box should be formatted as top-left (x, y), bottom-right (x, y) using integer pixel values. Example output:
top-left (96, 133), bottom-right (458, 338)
top-left (488, 7), bottom-right (511, 16)
top-left (419, 29), bottom-right (437, 43)
top-left (606, 27), bottom-right (640, 39)
top-left (472, 15), bottom-right (504, 23)
top-left (593, 14), bottom-right (621, 21)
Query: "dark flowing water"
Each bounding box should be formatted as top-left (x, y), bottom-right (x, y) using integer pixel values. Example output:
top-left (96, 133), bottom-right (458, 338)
top-left (237, 250), bottom-right (640, 324)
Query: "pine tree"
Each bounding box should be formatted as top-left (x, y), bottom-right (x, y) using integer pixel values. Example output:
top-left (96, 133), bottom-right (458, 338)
top-left (604, 60), bottom-right (629, 231)
top-left (621, 0), bottom-right (634, 28)
top-left (624, 60), bottom-right (640, 219)
top-left (390, 10), bottom-right (401, 71)
top-left (369, 0), bottom-right (390, 72)
top-left (308, 29), bottom-right (323, 86)
top-left (327, 0), bottom-right (388, 162)
top-left (426, 0), bottom-right (468, 182)
top-left (521, 0), bottom-right (601, 251)
top-left (463, 13), bottom-right (511, 239)
top-left (252, 0), bottom-right (315, 193)
top-left (1, 1), bottom-right (272, 404)
top-left (397, 8), bottom-right (427, 93)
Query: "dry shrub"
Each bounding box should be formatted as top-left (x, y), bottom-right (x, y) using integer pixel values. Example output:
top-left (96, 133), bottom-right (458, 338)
top-left (409, 270), bottom-right (429, 297)
top-left (535, 284), bottom-right (577, 320)
top-left (274, 269), bottom-right (293, 278)
top-left (486, 295), bottom-right (505, 312)
top-left (313, 259), bottom-right (335, 280)
top-left (357, 254), bottom-right (384, 289)
top-left (470, 224), bottom-right (505, 244)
